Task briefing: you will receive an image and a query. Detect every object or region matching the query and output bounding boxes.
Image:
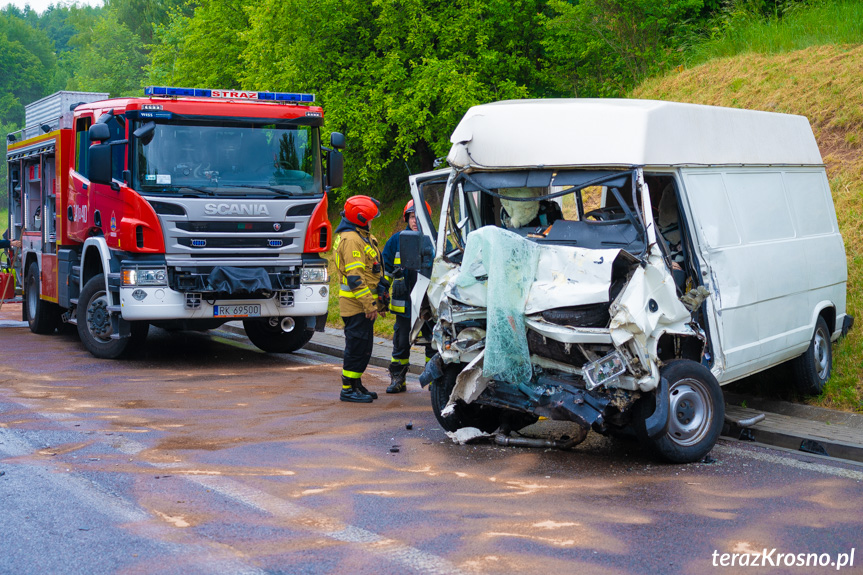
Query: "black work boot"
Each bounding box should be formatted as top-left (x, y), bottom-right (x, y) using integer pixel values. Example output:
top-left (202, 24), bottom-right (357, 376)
top-left (356, 380), bottom-right (377, 399)
top-left (340, 376), bottom-right (373, 403)
top-left (386, 362), bottom-right (408, 394)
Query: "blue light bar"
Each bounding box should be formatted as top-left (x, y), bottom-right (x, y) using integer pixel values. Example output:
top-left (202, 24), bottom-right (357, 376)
top-left (144, 86), bottom-right (315, 103)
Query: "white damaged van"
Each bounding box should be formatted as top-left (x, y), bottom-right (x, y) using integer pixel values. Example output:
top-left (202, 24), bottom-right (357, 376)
top-left (401, 99), bottom-right (853, 463)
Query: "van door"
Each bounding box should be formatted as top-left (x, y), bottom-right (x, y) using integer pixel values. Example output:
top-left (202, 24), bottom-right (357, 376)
top-left (679, 168), bottom-right (817, 382)
top-left (407, 169), bottom-right (451, 339)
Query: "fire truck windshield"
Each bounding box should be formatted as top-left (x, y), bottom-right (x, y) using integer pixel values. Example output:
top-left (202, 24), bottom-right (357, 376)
top-left (133, 121), bottom-right (322, 196)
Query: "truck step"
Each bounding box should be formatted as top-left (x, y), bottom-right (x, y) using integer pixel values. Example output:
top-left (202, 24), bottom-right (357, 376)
top-left (107, 305), bottom-right (121, 313)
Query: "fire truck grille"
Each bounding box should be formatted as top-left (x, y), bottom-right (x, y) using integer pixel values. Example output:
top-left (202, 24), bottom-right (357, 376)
top-left (176, 221), bottom-right (296, 233)
top-left (178, 237), bottom-right (294, 249)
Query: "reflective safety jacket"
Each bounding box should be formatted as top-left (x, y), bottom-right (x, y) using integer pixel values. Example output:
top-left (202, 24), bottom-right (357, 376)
top-left (381, 227), bottom-right (420, 317)
top-left (333, 218), bottom-right (383, 317)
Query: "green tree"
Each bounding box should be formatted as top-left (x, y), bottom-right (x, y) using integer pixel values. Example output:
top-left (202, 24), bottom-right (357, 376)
top-left (240, 0), bottom-right (556, 198)
top-left (543, 0), bottom-right (708, 97)
top-left (148, 0), bottom-right (249, 88)
top-left (65, 13), bottom-right (148, 96)
top-left (0, 13), bottom-right (58, 125)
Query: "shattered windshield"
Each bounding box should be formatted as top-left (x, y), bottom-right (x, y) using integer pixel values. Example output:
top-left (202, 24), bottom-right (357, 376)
top-left (444, 169), bottom-right (647, 258)
top-left (133, 121), bottom-right (322, 197)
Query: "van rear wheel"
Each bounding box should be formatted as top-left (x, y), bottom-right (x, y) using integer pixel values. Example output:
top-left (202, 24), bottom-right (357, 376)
top-left (791, 317), bottom-right (832, 395)
top-left (636, 360), bottom-right (724, 463)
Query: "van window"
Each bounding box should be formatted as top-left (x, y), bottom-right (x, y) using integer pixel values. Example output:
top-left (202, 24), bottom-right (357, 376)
top-left (682, 173), bottom-right (741, 248)
top-left (784, 171), bottom-right (835, 236)
top-left (725, 172), bottom-right (795, 243)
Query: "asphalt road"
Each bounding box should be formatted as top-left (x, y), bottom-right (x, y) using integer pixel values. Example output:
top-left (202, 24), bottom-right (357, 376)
top-left (1, 324), bottom-right (862, 574)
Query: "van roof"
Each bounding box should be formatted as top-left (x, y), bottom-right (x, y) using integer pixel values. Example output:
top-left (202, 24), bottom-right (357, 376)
top-left (447, 99), bottom-right (824, 170)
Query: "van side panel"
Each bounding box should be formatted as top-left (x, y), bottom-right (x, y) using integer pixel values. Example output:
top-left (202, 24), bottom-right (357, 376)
top-left (680, 171), bottom-right (761, 377)
top-left (680, 167), bottom-right (846, 383)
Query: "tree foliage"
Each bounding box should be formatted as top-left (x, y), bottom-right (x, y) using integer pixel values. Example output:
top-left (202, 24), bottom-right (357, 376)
top-left (0, 12), bottom-right (58, 126)
top-left (1, 0), bottom-right (830, 198)
top-left (237, 0), bottom-right (557, 198)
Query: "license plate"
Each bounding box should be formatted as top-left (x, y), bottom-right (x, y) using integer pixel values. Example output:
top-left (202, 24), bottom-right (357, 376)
top-left (214, 304), bottom-right (261, 318)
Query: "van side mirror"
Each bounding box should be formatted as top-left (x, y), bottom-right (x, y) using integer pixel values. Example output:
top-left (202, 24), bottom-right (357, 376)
top-left (399, 230), bottom-right (434, 277)
top-left (88, 143), bottom-right (112, 185)
top-left (327, 150), bottom-right (344, 189)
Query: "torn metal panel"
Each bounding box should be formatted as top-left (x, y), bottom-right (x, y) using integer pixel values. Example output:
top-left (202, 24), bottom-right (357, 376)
top-left (609, 254), bottom-right (693, 348)
top-left (443, 351), bottom-right (491, 415)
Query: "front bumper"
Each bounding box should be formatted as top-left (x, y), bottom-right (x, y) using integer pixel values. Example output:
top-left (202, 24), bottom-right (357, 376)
top-left (119, 283), bottom-right (329, 321)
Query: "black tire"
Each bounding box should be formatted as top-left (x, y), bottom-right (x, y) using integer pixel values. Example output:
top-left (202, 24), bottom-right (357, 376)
top-left (635, 359), bottom-right (724, 464)
top-left (25, 262), bottom-right (56, 334)
top-left (77, 274), bottom-right (147, 359)
top-left (791, 316), bottom-right (832, 396)
top-left (243, 318), bottom-right (314, 353)
top-left (430, 363), bottom-right (502, 433)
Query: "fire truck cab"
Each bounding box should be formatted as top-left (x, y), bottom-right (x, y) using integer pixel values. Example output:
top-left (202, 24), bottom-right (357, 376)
top-left (6, 87), bottom-right (342, 359)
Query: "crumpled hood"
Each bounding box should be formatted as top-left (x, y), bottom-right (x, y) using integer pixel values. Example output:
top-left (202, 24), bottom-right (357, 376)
top-left (445, 227), bottom-right (624, 313)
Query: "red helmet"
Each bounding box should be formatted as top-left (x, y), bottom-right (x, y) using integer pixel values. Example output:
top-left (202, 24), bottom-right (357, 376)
top-left (343, 195), bottom-right (381, 226)
top-left (403, 199), bottom-right (431, 221)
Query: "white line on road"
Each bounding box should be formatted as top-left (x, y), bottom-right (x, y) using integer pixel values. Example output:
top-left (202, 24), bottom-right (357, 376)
top-left (5, 401), bottom-right (471, 575)
top-left (716, 443), bottom-right (863, 481)
top-left (0, 424), bottom-right (266, 575)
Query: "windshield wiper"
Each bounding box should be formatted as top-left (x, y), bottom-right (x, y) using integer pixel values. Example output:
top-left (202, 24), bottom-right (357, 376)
top-left (232, 185), bottom-right (294, 196)
top-left (177, 186), bottom-right (217, 196)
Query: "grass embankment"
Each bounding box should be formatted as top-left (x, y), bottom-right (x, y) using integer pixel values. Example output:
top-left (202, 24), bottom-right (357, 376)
top-left (634, 44), bottom-right (863, 411)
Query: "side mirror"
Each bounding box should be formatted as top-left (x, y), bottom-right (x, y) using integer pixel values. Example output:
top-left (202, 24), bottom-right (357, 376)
top-left (88, 143), bottom-right (112, 185)
top-left (327, 150), bottom-right (344, 189)
top-left (399, 230), bottom-right (434, 277)
top-left (88, 123), bottom-right (110, 142)
top-left (133, 121), bottom-right (156, 146)
top-left (330, 131), bottom-right (345, 150)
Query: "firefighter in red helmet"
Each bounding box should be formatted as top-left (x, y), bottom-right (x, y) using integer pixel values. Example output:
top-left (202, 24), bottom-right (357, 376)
top-left (333, 195), bottom-right (389, 402)
top-left (380, 199), bottom-right (434, 393)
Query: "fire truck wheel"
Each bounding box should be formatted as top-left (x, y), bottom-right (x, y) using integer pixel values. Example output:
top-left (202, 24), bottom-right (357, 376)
top-left (243, 318), bottom-right (314, 353)
top-left (25, 262), bottom-right (57, 335)
top-left (77, 273), bottom-right (145, 359)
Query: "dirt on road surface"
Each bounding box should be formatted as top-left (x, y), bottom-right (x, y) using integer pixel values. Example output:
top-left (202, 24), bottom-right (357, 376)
top-left (1, 303), bottom-right (862, 574)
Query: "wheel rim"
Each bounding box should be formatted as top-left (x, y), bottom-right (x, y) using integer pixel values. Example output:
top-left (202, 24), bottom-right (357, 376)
top-left (27, 273), bottom-right (38, 321)
top-left (667, 377), bottom-right (713, 447)
top-left (86, 289), bottom-right (113, 343)
top-left (813, 327), bottom-right (830, 381)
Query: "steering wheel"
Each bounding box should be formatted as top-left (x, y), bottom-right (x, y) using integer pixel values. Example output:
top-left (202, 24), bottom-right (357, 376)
top-left (585, 207), bottom-right (627, 222)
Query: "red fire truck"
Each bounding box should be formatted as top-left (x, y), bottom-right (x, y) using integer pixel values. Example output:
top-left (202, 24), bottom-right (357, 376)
top-left (5, 87), bottom-right (343, 358)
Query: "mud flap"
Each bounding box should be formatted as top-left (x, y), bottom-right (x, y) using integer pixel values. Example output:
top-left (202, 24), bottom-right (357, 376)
top-left (645, 376), bottom-right (670, 439)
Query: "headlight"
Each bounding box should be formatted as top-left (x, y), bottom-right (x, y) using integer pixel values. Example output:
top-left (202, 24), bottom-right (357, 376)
top-left (301, 266), bottom-right (328, 283)
top-left (583, 351), bottom-right (627, 390)
top-left (123, 268), bottom-right (168, 286)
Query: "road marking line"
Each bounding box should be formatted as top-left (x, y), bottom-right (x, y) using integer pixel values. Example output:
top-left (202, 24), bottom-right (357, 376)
top-left (716, 444), bottom-right (863, 481)
top-left (6, 403), bottom-right (470, 574)
top-left (182, 473), bottom-right (470, 575)
top-left (0, 415), bottom-right (266, 575)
